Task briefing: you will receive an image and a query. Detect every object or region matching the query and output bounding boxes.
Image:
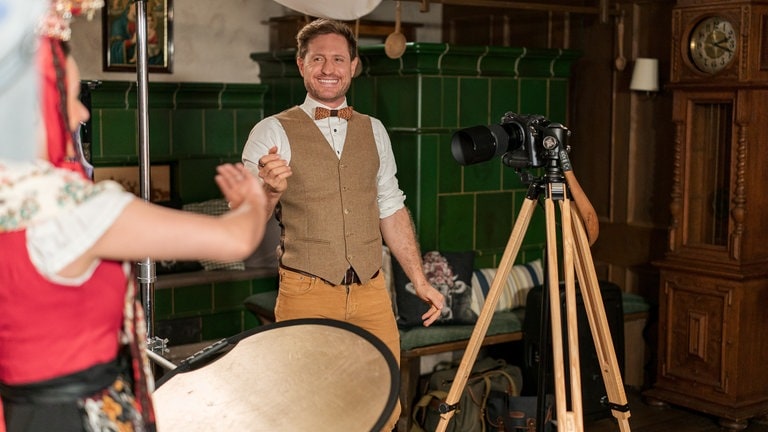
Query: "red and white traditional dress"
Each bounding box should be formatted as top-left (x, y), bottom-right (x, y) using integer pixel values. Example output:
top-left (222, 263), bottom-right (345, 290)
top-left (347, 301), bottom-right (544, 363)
top-left (0, 160), bottom-right (156, 432)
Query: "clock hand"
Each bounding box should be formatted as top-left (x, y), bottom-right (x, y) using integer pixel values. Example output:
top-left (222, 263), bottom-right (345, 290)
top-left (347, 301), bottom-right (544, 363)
top-left (712, 41), bottom-right (734, 53)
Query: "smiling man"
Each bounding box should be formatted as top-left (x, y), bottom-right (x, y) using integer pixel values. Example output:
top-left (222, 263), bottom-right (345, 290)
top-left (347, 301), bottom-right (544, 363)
top-left (241, 18), bottom-right (445, 431)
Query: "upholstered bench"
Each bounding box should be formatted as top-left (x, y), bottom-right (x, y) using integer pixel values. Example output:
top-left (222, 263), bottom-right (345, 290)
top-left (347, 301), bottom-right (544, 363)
top-left (243, 287), bottom-right (649, 432)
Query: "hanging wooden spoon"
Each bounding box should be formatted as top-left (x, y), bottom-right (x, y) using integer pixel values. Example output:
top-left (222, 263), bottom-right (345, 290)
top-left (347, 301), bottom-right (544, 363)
top-left (384, 1), bottom-right (406, 59)
top-left (615, 12), bottom-right (626, 71)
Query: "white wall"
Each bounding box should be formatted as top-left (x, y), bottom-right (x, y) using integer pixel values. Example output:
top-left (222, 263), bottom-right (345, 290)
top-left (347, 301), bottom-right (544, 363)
top-left (69, 0), bottom-right (441, 84)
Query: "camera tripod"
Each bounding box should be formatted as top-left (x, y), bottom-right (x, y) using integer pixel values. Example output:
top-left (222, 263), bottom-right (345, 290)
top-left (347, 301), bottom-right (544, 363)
top-left (435, 161), bottom-right (631, 432)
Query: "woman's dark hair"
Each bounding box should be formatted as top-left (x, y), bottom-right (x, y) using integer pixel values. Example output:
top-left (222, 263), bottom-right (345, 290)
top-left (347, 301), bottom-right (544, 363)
top-left (51, 39), bottom-right (70, 138)
top-left (295, 19), bottom-right (357, 61)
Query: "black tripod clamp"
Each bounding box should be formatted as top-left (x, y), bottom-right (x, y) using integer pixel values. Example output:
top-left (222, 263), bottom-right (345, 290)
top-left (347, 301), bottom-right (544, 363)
top-left (601, 396), bottom-right (631, 413)
top-left (438, 401), bottom-right (458, 414)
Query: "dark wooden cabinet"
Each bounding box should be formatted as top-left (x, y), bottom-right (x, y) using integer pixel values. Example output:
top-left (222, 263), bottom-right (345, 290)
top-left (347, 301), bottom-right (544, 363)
top-left (644, 1), bottom-right (768, 429)
top-left (649, 263), bottom-right (768, 430)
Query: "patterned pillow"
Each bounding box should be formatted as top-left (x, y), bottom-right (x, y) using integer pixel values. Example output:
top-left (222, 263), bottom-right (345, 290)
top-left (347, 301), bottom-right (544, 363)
top-left (393, 250), bottom-right (476, 328)
top-left (181, 199), bottom-right (245, 271)
top-left (469, 259), bottom-right (543, 315)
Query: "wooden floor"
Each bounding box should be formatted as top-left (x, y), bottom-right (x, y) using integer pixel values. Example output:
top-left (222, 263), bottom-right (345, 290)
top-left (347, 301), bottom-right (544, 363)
top-left (584, 388), bottom-right (768, 432)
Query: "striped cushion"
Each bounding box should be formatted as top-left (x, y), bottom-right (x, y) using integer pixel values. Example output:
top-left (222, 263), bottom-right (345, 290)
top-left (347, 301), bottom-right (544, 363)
top-left (469, 259), bottom-right (543, 315)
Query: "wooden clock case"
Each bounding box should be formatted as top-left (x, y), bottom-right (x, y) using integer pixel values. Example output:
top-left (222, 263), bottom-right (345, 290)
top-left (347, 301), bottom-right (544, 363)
top-left (643, 1), bottom-right (768, 430)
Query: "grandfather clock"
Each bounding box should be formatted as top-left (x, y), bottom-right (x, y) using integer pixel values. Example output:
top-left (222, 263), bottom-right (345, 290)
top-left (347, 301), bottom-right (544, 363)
top-left (643, 0), bottom-right (768, 430)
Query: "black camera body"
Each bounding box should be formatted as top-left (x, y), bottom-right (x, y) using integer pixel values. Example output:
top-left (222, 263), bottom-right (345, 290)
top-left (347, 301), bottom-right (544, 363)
top-left (451, 112), bottom-right (569, 170)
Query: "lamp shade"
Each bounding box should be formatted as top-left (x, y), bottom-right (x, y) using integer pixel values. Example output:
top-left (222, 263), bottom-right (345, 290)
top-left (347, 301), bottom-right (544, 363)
top-left (630, 58), bottom-right (659, 92)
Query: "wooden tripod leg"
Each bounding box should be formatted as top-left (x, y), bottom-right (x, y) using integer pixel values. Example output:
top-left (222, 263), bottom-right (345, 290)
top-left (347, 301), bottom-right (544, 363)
top-left (435, 198), bottom-right (537, 432)
top-left (569, 206), bottom-right (632, 432)
top-left (560, 198), bottom-right (584, 432)
top-left (544, 193), bottom-right (573, 432)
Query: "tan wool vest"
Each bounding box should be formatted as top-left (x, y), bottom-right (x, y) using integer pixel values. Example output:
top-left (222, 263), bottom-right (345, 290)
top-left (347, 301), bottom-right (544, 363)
top-left (275, 106), bottom-right (382, 284)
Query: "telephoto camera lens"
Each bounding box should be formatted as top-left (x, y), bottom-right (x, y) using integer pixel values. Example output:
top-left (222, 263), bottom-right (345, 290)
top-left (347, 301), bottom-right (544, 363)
top-left (451, 124), bottom-right (516, 166)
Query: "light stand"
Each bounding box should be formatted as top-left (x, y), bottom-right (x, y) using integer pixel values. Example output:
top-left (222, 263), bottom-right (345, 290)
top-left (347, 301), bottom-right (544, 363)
top-left (133, 0), bottom-right (172, 368)
top-left (436, 129), bottom-right (631, 432)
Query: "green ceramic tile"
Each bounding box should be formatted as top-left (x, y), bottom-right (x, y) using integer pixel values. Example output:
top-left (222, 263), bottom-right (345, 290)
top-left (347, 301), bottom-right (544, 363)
top-left (517, 49), bottom-right (561, 77)
top-left (475, 192), bottom-right (515, 251)
top-left (213, 281), bottom-right (252, 310)
top-left (553, 50), bottom-right (582, 77)
top-left (358, 50), bottom-right (406, 76)
top-left (147, 83), bottom-right (177, 109)
top-left (419, 77), bottom-right (443, 128)
top-left (175, 83), bottom-right (224, 109)
top-left (251, 58), bottom-right (288, 80)
top-left (204, 109), bottom-right (236, 155)
top-left (259, 80), bottom-right (278, 113)
top-left (464, 159), bottom-right (502, 193)
top-left (400, 43), bottom-right (446, 75)
top-left (148, 109), bottom-right (171, 158)
top-left (201, 311), bottom-right (243, 340)
top-left (236, 109), bottom-right (264, 151)
top-left (437, 194), bottom-right (475, 251)
top-left (173, 284), bottom-right (213, 315)
top-left (473, 253), bottom-right (496, 269)
top-left (156, 317), bottom-right (202, 345)
top-left (490, 79), bottom-right (520, 122)
top-left (244, 311), bottom-right (261, 329)
top-left (391, 132), bottom-right (419, 202)
top-left (100, 109), bottom-right (137, 158)
top-left (89, 111), bottom-right (103, 159)
top-left (519, 78), bottom-right (549, 116)
top-left (251, 276), bottom-right (279, 294)
top-left (376, 77), bottom-right (418, 128)
top-left (521, 195), bottom-right (547, 247)
top-left (172, 109), bottom-right (204, 155)
top-left (89, 81), bottom-right (133, 109)
top-left (349, 77), bottom-right (376, 115)
top-left (290, 80), bottom-right (309, 105)
top-left (479, 47), bottom-right (527, 77)
top-left (419, 134), bottom-right (440, 191)
top-left (442, 77), bottom-right (459, 128)
top-left (219, 84), bottom-right (267, 109)
top-left (251, 51), bottom-right (301, 79)
top-left (177, 158), bottom-right (224, 202)
top-left (154, 287), bottom-right (173, 319)
top-left (262, 78), bottom-right (304, 114)
top-left (416, 134), bottom-right (440, 249)
top-left (439, 45), bottom-right (486, 76)
top-left (519, 245), bottom-right (545, 265)
top-left (458, 78), bottom-right (490, 127)
top-left (417, 202), bottom-right (438, 251)
top-left (438, 132), bottom-right (462, 194)
top-left (548, 79), bottom-right (569, 123)
top-left (502, 166), bottom-right (534, 191)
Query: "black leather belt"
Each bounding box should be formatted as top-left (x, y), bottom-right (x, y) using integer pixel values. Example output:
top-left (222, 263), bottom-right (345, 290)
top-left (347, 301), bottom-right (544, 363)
top-left (280, 266), bottom-right (379, 286)
top-left (340, 268), bottom-right (379, 285)
top-left (341, 267), bottom-right (360, 285)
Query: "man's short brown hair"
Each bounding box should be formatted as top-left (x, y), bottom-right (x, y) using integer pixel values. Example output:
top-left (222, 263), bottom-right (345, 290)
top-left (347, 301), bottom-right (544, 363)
top-left (296, 19), bottom-right (358, 61)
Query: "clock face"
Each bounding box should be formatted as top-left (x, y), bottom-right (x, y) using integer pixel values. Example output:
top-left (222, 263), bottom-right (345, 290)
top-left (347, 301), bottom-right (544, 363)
top-left (688, 16), bottom-right (737, 74)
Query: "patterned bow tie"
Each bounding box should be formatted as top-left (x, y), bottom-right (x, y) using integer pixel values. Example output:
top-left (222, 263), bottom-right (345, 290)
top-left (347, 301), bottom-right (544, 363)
top-left (314, 106), bottom-right (354, 120)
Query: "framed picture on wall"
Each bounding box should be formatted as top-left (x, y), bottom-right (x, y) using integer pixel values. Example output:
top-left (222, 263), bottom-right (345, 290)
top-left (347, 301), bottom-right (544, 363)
top-left (102, 0), bottom-right (173, 73)
top-left (93, 165), bottom-right (172, 203)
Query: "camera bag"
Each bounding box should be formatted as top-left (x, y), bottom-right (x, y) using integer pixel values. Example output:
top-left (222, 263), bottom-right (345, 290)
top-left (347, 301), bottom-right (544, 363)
top-left (410, 357), bottom-right (523, 432)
